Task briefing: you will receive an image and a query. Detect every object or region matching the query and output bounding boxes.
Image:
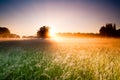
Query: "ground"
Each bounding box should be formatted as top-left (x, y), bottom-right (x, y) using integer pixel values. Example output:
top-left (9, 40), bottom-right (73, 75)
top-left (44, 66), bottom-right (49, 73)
top-left (0, 38), bottom-right (120, 80)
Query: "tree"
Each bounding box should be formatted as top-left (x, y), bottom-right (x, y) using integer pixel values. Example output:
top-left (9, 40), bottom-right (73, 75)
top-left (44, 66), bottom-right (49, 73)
top-left (0, 27), bottom-right (20, 38)
top-left (99, 23), bottom-right (120, 37)
top-left (37, 26), bottom-right (49, 38)
top-left (99, 26), bottom-right (106, 36)
top-left (116, 29), bottom-right (120, 36)
top-left (0, 27), bottom-right (11, 38)
top-left (0, 27), bottom-right (10, 35)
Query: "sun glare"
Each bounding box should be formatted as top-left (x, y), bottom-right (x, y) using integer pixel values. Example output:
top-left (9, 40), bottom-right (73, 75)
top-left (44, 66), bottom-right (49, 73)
top-left (49, 28), bottom-right (56, 37)
top-left (49, 28), bottom-right (64, 42)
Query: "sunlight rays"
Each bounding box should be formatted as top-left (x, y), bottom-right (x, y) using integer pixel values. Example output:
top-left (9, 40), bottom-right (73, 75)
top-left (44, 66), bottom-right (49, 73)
top-left (49, 28), bottom-right (57, 37)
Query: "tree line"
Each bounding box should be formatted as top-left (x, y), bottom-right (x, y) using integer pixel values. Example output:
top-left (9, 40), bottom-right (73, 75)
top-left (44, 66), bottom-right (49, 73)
top-left (0, 23), bottom-right (120, 38)
top-left (36, 24), bottom-right (120, 38)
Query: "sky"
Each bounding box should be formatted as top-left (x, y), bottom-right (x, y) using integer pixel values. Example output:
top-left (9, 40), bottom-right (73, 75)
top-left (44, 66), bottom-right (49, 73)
top-left (0, 0), bottom-right (120, 36)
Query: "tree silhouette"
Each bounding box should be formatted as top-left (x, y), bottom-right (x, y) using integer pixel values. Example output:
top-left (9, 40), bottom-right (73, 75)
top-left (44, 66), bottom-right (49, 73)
top-left (0, 27), bottom-right (20, 38)
top-left (37, 26), bottom-right (49, 38)
top-left (100, 26), bottom-right (106, 36)
top-left (116, 29), bottom-right (120, 36)
top-left (99, 23), bottom-right (120, 37)
top-left (0, 27), bottom-right (10, 35)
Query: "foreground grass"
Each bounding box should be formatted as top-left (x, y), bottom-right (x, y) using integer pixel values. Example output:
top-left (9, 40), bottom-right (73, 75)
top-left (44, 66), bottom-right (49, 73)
top-left (0, 38), bottom-right (120, 80)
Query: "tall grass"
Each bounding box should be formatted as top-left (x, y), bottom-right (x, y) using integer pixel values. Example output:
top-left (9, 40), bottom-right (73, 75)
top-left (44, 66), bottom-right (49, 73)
top-left (0, 38), bottom-right (120, 80)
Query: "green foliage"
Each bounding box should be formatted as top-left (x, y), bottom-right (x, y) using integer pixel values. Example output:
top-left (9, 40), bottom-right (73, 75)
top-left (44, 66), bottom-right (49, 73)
top-left (0, 38), bottom-right (120, 80)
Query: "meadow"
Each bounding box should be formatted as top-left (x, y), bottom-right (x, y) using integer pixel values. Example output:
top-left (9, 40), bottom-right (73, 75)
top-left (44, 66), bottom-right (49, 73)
top-left (0, 38), bottom-right (120, 80)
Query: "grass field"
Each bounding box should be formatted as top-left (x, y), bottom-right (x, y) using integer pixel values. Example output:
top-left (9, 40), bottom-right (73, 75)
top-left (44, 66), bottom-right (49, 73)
top-left (0, 38), bottom-right (120, 80)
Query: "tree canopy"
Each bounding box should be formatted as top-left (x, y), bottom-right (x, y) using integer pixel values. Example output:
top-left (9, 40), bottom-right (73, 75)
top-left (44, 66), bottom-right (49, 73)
top-left (0, 27), bottom-right (10, 34)
top-left (99, 23), bottom-right (120, 37)
top-left (37, 26), bottom-right (49, 38)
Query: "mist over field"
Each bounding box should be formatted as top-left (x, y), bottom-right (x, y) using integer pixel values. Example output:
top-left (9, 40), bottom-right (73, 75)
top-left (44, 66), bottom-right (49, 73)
top-left (0, 38), bottom-right (120, 80)
top-left (0, 0), bottom-right (120, 79)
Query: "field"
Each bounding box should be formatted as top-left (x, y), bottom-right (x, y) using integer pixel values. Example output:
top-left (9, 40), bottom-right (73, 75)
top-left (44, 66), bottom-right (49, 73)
top-left (0, 38), bottom-right (120, 80)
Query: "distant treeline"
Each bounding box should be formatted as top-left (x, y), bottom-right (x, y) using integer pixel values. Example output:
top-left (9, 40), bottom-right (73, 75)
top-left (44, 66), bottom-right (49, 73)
top-left (22, 36), bottom-right (37, 38)
top-left (22, 33), bottom-right (100, 38)
top-left (0, 27), bottom-right (20, 38)
top-left (1, 23), bottom-right (120, 38)
top-left (57, 23), bottom-right (120, 38)
top-left (56, 33), bottom-right (99, 38)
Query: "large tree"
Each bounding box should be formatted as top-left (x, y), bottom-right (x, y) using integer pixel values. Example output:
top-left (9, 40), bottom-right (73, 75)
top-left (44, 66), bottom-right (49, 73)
top-left (37, 26), bottom-right (49, 38)
top-left (99, 23), bottom-right (120, 37)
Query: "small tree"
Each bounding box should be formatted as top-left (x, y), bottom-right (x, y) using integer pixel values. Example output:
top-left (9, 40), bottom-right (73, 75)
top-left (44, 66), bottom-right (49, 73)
top-left (0, 27), bottom-right (11, 38)
top-left (0, 27), bottom-right (10, 35)
top-left (37, 26), bottom-right (49, 38)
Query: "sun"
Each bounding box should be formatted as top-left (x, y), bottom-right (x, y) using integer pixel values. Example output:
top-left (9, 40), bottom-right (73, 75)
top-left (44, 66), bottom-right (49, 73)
top-left (49, 32), bottom-right (56, 37)
top-left (49, 28), bottom-right (56, 37)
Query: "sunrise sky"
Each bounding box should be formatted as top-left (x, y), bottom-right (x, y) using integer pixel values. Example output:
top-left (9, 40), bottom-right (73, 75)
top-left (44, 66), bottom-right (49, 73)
top-left (0, 0), bottom-right (120, 36)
